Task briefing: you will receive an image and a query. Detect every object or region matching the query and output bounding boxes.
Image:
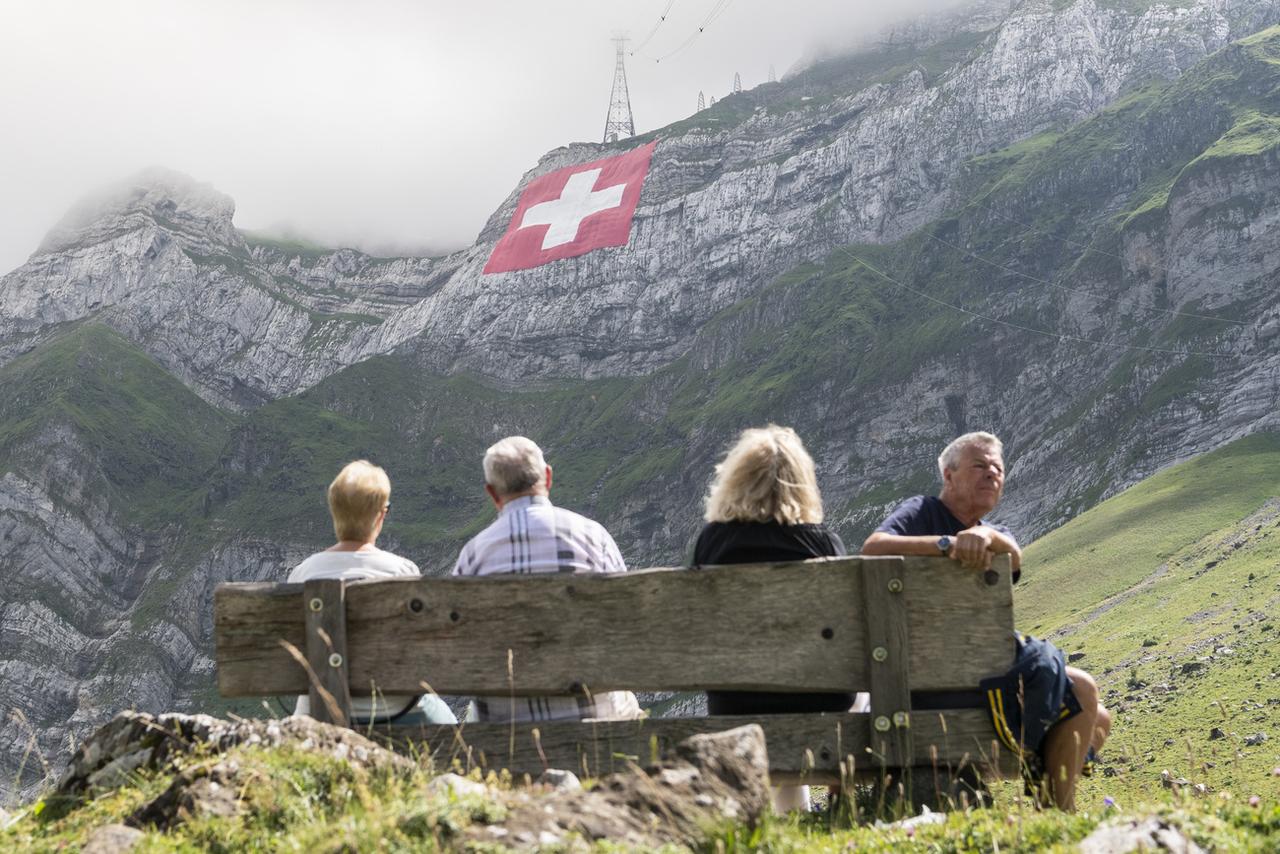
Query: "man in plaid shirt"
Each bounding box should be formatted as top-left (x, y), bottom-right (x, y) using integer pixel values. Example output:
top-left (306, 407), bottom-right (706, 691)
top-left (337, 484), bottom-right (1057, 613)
top-left (453, 435), bottom-right (641, 722)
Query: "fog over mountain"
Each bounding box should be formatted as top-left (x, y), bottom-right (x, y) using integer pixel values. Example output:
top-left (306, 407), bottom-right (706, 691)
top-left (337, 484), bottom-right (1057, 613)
top-left (0, 0), bottom-right (967, 275)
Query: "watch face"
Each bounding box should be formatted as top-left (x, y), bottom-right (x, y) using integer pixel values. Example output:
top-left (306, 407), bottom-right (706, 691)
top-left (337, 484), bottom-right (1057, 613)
top-left (937, 536), bottom-right (952, 554)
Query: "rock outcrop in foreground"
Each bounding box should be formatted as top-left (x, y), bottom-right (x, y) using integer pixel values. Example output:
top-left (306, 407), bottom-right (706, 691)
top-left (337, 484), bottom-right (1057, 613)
top-left (50, 712), bottom-right (771, 850)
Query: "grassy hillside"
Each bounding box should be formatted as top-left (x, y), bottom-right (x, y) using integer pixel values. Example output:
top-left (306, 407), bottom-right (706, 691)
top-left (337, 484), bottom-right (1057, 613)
top-left (1021, 433), bottom-right (1280, 805)
top-left (0, 323), bottom-right (233, 528)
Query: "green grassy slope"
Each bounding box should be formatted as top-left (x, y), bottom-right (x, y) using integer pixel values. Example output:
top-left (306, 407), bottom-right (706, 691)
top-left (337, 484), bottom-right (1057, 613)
top-left (1021, 433), bottom-right (1280, 804)
top-left (0, 322), bottom-right (233, 529)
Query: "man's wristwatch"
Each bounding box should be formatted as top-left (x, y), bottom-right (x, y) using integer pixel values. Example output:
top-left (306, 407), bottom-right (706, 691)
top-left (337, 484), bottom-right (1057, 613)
top-left (937, 535), bottom-right (953, 555)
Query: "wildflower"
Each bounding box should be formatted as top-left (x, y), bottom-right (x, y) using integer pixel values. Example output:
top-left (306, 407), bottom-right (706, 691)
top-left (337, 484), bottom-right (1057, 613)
top-left (1250, 795), bottom-right (1261, 808)
top-left (904, 826), bottom-right (915, 838)
top-left (1103, 796), bottom-right (1116, 809)
top-left (1273, 767), bottom-right (1280, 777)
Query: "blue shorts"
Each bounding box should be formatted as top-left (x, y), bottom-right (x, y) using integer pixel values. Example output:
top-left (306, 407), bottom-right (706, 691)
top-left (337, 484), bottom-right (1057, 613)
top-left (980, 633), bottom-right (1082, 762)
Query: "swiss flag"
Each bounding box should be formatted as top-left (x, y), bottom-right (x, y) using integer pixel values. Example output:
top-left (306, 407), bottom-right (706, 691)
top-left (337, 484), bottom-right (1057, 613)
top-left (483, 141), bottom-right (657, 274)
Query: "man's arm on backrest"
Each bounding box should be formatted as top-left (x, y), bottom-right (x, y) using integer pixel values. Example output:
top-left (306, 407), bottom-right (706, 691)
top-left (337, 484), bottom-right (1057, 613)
top-left (861, 530), bottom-right (946, 556)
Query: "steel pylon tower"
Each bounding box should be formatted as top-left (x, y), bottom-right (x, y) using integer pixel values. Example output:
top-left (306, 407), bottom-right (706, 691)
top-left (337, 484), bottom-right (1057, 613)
top-left (697, 90), bottom-right (705, 111)
top-left (603, 37), bottom-right (636, 143)
top-left (733, 72), bottom-right (742, 93)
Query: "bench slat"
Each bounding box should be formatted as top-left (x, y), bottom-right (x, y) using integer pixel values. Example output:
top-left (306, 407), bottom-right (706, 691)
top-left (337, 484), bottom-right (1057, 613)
top-left (216, 556), bottom-right (1015, 698)
top-left (372, 709), bottom-right (1018, 786)
top-left (304, 579), bottom-right (353, 725)
top-left (862, 559), bottom-right (913, 767)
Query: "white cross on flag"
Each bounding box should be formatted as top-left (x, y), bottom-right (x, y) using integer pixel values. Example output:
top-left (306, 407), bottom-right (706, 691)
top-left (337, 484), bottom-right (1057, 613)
top-left (484, 141), bottom-right (657, 274)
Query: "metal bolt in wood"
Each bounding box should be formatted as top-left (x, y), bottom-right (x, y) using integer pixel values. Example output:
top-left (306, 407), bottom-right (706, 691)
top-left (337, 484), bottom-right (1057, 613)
top-left (309, 597), bottom-right (323, 612)
top-left (328, 653), bottom-right (343, 668)
top-left (872, 646), bottom-right (888, 662)
top-left (893, 711), bottom-right (909, 728)
top-left (874, 716), bottom-right (891, 732)
top-left (887, 578), bottom-right (903, 593)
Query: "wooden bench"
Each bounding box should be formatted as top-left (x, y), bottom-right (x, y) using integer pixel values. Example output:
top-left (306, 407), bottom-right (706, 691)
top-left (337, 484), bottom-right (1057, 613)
top-left (214, 556), bottom-right (1020, 802)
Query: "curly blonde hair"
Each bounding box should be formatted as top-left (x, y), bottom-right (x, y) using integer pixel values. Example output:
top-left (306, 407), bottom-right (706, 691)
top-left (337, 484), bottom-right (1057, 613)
top-left (704, 425), bottom-right (824, 525)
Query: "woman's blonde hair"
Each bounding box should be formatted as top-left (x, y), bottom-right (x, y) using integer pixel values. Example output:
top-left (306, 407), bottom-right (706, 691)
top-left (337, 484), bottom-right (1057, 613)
top-left (704, 425), bottom-right (824, 525)
top-left (328, 460), bottom-right (391, 542)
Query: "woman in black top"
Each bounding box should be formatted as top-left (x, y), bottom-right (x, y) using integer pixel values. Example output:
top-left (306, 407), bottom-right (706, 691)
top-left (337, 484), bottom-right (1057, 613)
top-left (693, 425), bottom-right (856, 718)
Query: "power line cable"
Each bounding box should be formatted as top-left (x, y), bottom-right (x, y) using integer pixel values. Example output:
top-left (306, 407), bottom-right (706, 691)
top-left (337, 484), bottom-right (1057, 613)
top-left (630, 0), bottom-right (679, 56)
top-left (645, 0), bottom-right (737, 63)
top-left (831, 245), bottom-right (1235, 359)
top-left (920, 228), bottom-right (1248, 326)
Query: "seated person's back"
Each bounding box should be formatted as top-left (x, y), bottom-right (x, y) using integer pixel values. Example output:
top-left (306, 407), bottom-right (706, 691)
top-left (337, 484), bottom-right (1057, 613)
top-left (290, 460), bottom-right (455, 725)
top-left (693, 425), bottom-right (856, 716)
top-left (453, 436), bottom-right (639, 722)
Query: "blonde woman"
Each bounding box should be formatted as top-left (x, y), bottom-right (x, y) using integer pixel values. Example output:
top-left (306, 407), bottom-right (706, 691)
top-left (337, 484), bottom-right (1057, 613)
top-left (695, 425), bottom-right (855, 713)
top-left (288, 460), bottom-right (456, 726)
top-left (694, 426), bottom-right (855, 811)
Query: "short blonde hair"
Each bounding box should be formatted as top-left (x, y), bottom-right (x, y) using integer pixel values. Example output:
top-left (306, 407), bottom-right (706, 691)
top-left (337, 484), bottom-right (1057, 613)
top-left (937, 432), bottom-right (1003, 480)
top-left (704, 425), bottom-right (824, 525)
top-left (483, 436), bottom-right (546, 497)
top-left (328, 460), bottom-right (391, 542)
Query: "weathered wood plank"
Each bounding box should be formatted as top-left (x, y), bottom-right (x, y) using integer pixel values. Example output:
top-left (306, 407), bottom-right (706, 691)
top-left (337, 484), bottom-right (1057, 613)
top-left (862, 559), bottom-right (913, 768)
top-left (215, 583), bottom-right (306, 697)
top-left (373, 710), bottom-right (1017, 786)
top-left (303, 579), bottom-right (352, 726)
top-left (216, 556), bottom-right (1016, 698)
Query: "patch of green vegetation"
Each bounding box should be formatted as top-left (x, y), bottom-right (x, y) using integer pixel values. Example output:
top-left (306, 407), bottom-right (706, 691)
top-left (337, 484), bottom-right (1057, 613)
top-left (1022, 433), bottom-right (1280, 805)
top-left (1195, 110), bottom-right (1280, 160)
top-left (240, 229), bottom-right (336, 257)
top-left (0, 323), bottom-right (233, 530)
top-left (6, 739), bottom-right (1279, 851)
top-left (3, 743), bottom-right (517, 852)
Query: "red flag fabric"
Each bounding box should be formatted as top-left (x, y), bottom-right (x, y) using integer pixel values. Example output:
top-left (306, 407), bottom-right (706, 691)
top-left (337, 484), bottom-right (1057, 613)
top-left (483, 141), bottom-right (657, 274)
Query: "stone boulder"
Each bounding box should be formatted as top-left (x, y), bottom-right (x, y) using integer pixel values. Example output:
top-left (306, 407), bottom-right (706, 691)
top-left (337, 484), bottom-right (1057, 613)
top-left (1078, 816), bottom-right (1205, 853)
top-left (469, 724), bottom-right (771, 849)
top-left (55, 711), bottom-right (411, 800)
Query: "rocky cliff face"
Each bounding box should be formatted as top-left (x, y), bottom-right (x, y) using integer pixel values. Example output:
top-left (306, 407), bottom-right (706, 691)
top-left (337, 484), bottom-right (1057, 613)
top-left (4, 0), bottom-right (1280, 801)
top-left (5, 2), bottom-right (1275, 400)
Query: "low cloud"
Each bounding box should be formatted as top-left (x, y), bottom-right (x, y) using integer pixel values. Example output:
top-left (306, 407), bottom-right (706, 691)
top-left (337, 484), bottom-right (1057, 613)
top-left (0, 0), bottom-right (973, 273)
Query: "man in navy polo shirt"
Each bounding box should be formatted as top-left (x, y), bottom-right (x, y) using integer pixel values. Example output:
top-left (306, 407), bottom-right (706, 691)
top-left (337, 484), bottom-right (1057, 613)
top-left (862, 431), bottom-right (1111, 811)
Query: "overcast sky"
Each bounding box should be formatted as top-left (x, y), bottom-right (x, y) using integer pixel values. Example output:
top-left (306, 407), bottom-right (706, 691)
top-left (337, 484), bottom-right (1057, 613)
top-left (0, 0), bottom-right (964, 274)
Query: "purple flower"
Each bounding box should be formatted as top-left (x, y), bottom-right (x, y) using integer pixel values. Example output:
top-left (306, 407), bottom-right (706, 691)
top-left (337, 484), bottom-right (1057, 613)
top-left (1250, 795), bottom-right (1261, 808)
top-left (1103, 796), bottom-right (1116, 808)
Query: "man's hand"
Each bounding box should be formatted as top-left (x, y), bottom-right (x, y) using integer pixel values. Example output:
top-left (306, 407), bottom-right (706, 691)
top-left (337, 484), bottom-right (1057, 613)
top-left (948, 525), bottom-right (1022, 571)
top-left (949, 526), bottom-right (994, 569)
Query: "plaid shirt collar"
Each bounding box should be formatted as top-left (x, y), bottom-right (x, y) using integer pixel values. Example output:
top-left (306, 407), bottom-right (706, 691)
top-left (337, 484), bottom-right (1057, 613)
top-left (499, 494), bottom-right (551, 516)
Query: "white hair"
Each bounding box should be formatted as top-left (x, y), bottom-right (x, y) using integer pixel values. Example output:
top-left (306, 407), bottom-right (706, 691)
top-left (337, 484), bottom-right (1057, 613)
top-left (937, 432), bottom-right (1003, 480)
top-left (483, 436), bottom-right (546, 496)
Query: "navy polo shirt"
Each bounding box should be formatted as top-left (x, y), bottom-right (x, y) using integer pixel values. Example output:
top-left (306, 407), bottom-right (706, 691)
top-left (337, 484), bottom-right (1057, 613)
top-left (875, 495), bottom-right (1020, 582)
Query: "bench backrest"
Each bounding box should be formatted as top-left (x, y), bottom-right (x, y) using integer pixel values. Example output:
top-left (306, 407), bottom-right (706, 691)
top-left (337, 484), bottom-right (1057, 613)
top-left (216, 556), bottom-right (1014, 699)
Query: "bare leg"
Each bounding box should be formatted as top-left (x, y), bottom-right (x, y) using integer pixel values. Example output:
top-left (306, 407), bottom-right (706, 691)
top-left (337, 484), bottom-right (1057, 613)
top-left (1065, 666), bottom-right (1112, 753)
top-left (1042, 669), bottom-right (1100, 810)
top-left (1092, 702), bottom-right (1112, 752)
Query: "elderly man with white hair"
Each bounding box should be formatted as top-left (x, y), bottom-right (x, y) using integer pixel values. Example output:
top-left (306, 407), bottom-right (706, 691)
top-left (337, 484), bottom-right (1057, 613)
top-left (452, 435), bottom-right (640, 721)
top-left (862, 431), bottom-right (1111, 812)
